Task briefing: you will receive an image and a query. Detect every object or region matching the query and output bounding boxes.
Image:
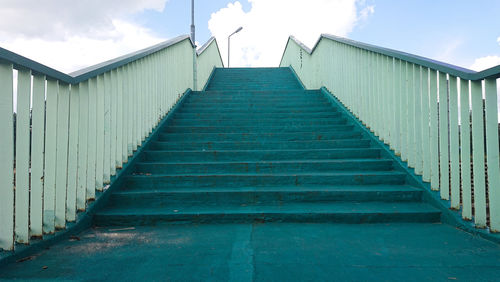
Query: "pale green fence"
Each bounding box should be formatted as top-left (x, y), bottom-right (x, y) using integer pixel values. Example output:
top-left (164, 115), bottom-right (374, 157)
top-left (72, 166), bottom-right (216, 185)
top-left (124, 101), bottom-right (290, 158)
top-left (196, 37), bottom-right (224, 90)
top-left (0, 35), bottom-right (223, 251)
top-left (281, 34), bottom-right (500, 232)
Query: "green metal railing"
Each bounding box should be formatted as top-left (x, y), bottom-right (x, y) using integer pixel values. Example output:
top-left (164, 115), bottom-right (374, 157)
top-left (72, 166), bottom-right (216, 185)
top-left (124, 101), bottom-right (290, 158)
top-left (281, 34), bottom-right (500, 232)
top-left (0, 35), bottom-right (223, 251)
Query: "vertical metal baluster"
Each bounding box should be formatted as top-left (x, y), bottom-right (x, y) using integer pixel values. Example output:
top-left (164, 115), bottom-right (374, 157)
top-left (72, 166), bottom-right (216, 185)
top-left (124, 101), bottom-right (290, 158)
top-left (485, 78), bottom-right (500, 230)
top-left (471, 80), bottom-right (486, 227)
top-left (0, 62), bottom-right (14, 250)
top-left (449, 76), bottom-right (460, 208)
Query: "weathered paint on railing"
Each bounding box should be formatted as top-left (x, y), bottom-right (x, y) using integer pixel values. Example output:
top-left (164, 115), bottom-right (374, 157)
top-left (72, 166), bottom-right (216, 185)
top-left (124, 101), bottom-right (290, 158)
top-left (0, 35), bottom-right (223, 251)
top-left (280, 34), bottom-right (500, 232)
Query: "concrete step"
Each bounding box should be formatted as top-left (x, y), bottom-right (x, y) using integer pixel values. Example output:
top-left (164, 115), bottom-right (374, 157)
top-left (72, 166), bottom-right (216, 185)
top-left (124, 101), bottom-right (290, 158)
top-left (186, 96), bottom-right (324, 103)
top-left (167, 117), bottom-right (348, 126)
top-left (133, 159), bottom-right (394, 174)
top-left (149, 139), bottom-right (370, 150)
top-left (108, 185), bottom-right (423, 208)
top-left (163, 124), bottom-right (353, 134)
top-left (158, 130), bottom-right (362, 142)
top-left (94, 202), bottom-right (440, 226)
top-left (123, 171), bottom-right (407, 189)
top-left (173, 111), bottom-right (342, 120)
top-left (189, 92), bottom-right (319, 99)
top-left (183, 98), bottom-right (327, 105)
top-left (178, 106), bottom-right (335, 114)
top-left (207, 86), bottom-right (302, 91)
top-left (143, 148), bottom-right (381, 162)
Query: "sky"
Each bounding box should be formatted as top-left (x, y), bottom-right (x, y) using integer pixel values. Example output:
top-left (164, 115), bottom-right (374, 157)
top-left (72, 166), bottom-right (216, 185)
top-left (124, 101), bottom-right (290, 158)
top-left (0, 0), bottom-right (499, 73)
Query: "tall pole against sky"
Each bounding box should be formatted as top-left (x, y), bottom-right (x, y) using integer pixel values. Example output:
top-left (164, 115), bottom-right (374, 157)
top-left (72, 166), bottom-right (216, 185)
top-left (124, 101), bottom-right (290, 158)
top-left (191, 0), bottom-right (197, 90)
top-left (190, 0), bottom-right (195, 43)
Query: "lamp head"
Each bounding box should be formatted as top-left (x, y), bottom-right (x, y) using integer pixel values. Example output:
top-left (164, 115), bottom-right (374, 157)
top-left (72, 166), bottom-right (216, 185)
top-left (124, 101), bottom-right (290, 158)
top-left (229, 27), bottom-right (243, 37)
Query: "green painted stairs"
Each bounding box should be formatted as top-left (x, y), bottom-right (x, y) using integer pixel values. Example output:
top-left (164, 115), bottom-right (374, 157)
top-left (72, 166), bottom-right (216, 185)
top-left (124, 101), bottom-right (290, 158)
top-left (94, 67), bottom-right (440, 226)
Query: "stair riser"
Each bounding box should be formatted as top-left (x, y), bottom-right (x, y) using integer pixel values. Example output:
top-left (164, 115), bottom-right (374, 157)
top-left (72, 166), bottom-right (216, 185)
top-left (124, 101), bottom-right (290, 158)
top-left (189, 91), bottom-right (321, 96)
top-left (108, 190), bottom-right (422, 208)
top-left (150, 139), bottom-right (370, 150)
top-left (167, 118), bottom-right (348, 127)
top-left (186, 98), bottom-right (324, 104)
top-left (207, 87), bottom-right (302, 91)
top-left (183, 101), bottom-right (326, 106)
top-left (208, 77), bottom-right (296, 79)
top-left (208, 80), bottom-right (299, 82)
top-left (143, 149), bottom-right (380, 162)
top-left (191, 97), bottom-right (318, 101)
top-left (174, 112), bottom-right (342, 119)
top-left (163, 125), bottom-right (353, 134)
top-left (208, 76), bottom-right (298, 80)
top-left (124, 174), bottom-right (406, 188)
top-left (134, 160), bottom-right (393, 174)
top-left (183, 98), bottom-right (330, 106)
top-left (207, 81), bottom-right (300, 84)
top-left (191, 89), bottom-right (315, 94)
top-left (94, 211), bottom-right (440, 226)
top-left (158, 131), bottom-right (362, 142)
top-left (186, 95), bottom-right (324, 101)
top-left (178, 107), bottom-right (335, 114)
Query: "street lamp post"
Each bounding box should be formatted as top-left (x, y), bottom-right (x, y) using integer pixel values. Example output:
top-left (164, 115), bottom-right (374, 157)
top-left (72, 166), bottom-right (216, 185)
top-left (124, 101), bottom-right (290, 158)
top-left (191, 0), bottom-right (197, 90)
top-left (190, 0), bottom-right (195, 43)
top-left (227, 27), bottom-right (243, 68)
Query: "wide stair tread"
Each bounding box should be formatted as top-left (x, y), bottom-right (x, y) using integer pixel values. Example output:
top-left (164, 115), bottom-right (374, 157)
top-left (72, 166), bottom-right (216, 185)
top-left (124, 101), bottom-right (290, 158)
top-left (134, 159), bottom-right (393, 173)
top-left (150, 139), bottom-right (370, 150)
top-left (95, 202), bottom-right (440, 225)
top-left (107, 184), bottom-right (423, 206)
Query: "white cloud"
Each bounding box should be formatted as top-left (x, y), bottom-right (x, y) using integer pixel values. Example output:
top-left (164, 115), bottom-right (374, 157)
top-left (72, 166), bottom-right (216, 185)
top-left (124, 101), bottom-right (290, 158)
top-left (359, 4), bottom-right (375, 22)
top-left (2, 20), bottom-right (164, 73)
top-left (470, 55), bottom-right (500, 71)
top-left (0, 0), bottom-right (166, 40)
top-left (0, 0), bottom-right (167, 72)
top-left (497, 36), bottom-right (500, 45)
top-left (208, 0), bottom-right (374, 67)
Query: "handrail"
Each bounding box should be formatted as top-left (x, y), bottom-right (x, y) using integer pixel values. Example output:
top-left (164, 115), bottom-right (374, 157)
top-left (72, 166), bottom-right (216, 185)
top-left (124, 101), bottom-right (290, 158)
top-left (70, 35), bottom-right (194, 82)
top-left (0, 47), bottom-right (74, 82)
top-left (196, 36), bottom-right (214, 55)
top-left (0, 35), bottom-right (195, 84)
top-left (282, 34), bottom-right (500, 81)
top-left (197, 36), bottom-right (225, 68)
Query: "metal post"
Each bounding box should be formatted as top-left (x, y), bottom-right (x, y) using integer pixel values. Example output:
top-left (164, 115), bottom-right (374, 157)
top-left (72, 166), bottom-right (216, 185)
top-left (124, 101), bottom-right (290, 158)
top-left (190, 0), bottom-right (195, 43)
top-left (191, 0), bottom-right (197, 90)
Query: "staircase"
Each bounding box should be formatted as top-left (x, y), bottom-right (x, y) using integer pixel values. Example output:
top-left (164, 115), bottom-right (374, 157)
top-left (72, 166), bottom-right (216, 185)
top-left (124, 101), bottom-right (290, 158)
top-left (94, 67), bottom-right (440, 226)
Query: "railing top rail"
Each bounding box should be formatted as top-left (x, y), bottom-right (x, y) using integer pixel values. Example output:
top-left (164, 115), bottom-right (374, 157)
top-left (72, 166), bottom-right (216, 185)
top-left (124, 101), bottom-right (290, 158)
top-left (196, 36), bottom-right (215, 55)
top-left (0, 34), bottom-right (205, 84)
top-left (284, 34), bottom-right (500, 81)
top-left (197, 36), bottom-right (225, 67)
top-left (70, 35), bottom-right (193, 82)
top-left (0, 46), bottom-right (74, 82)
